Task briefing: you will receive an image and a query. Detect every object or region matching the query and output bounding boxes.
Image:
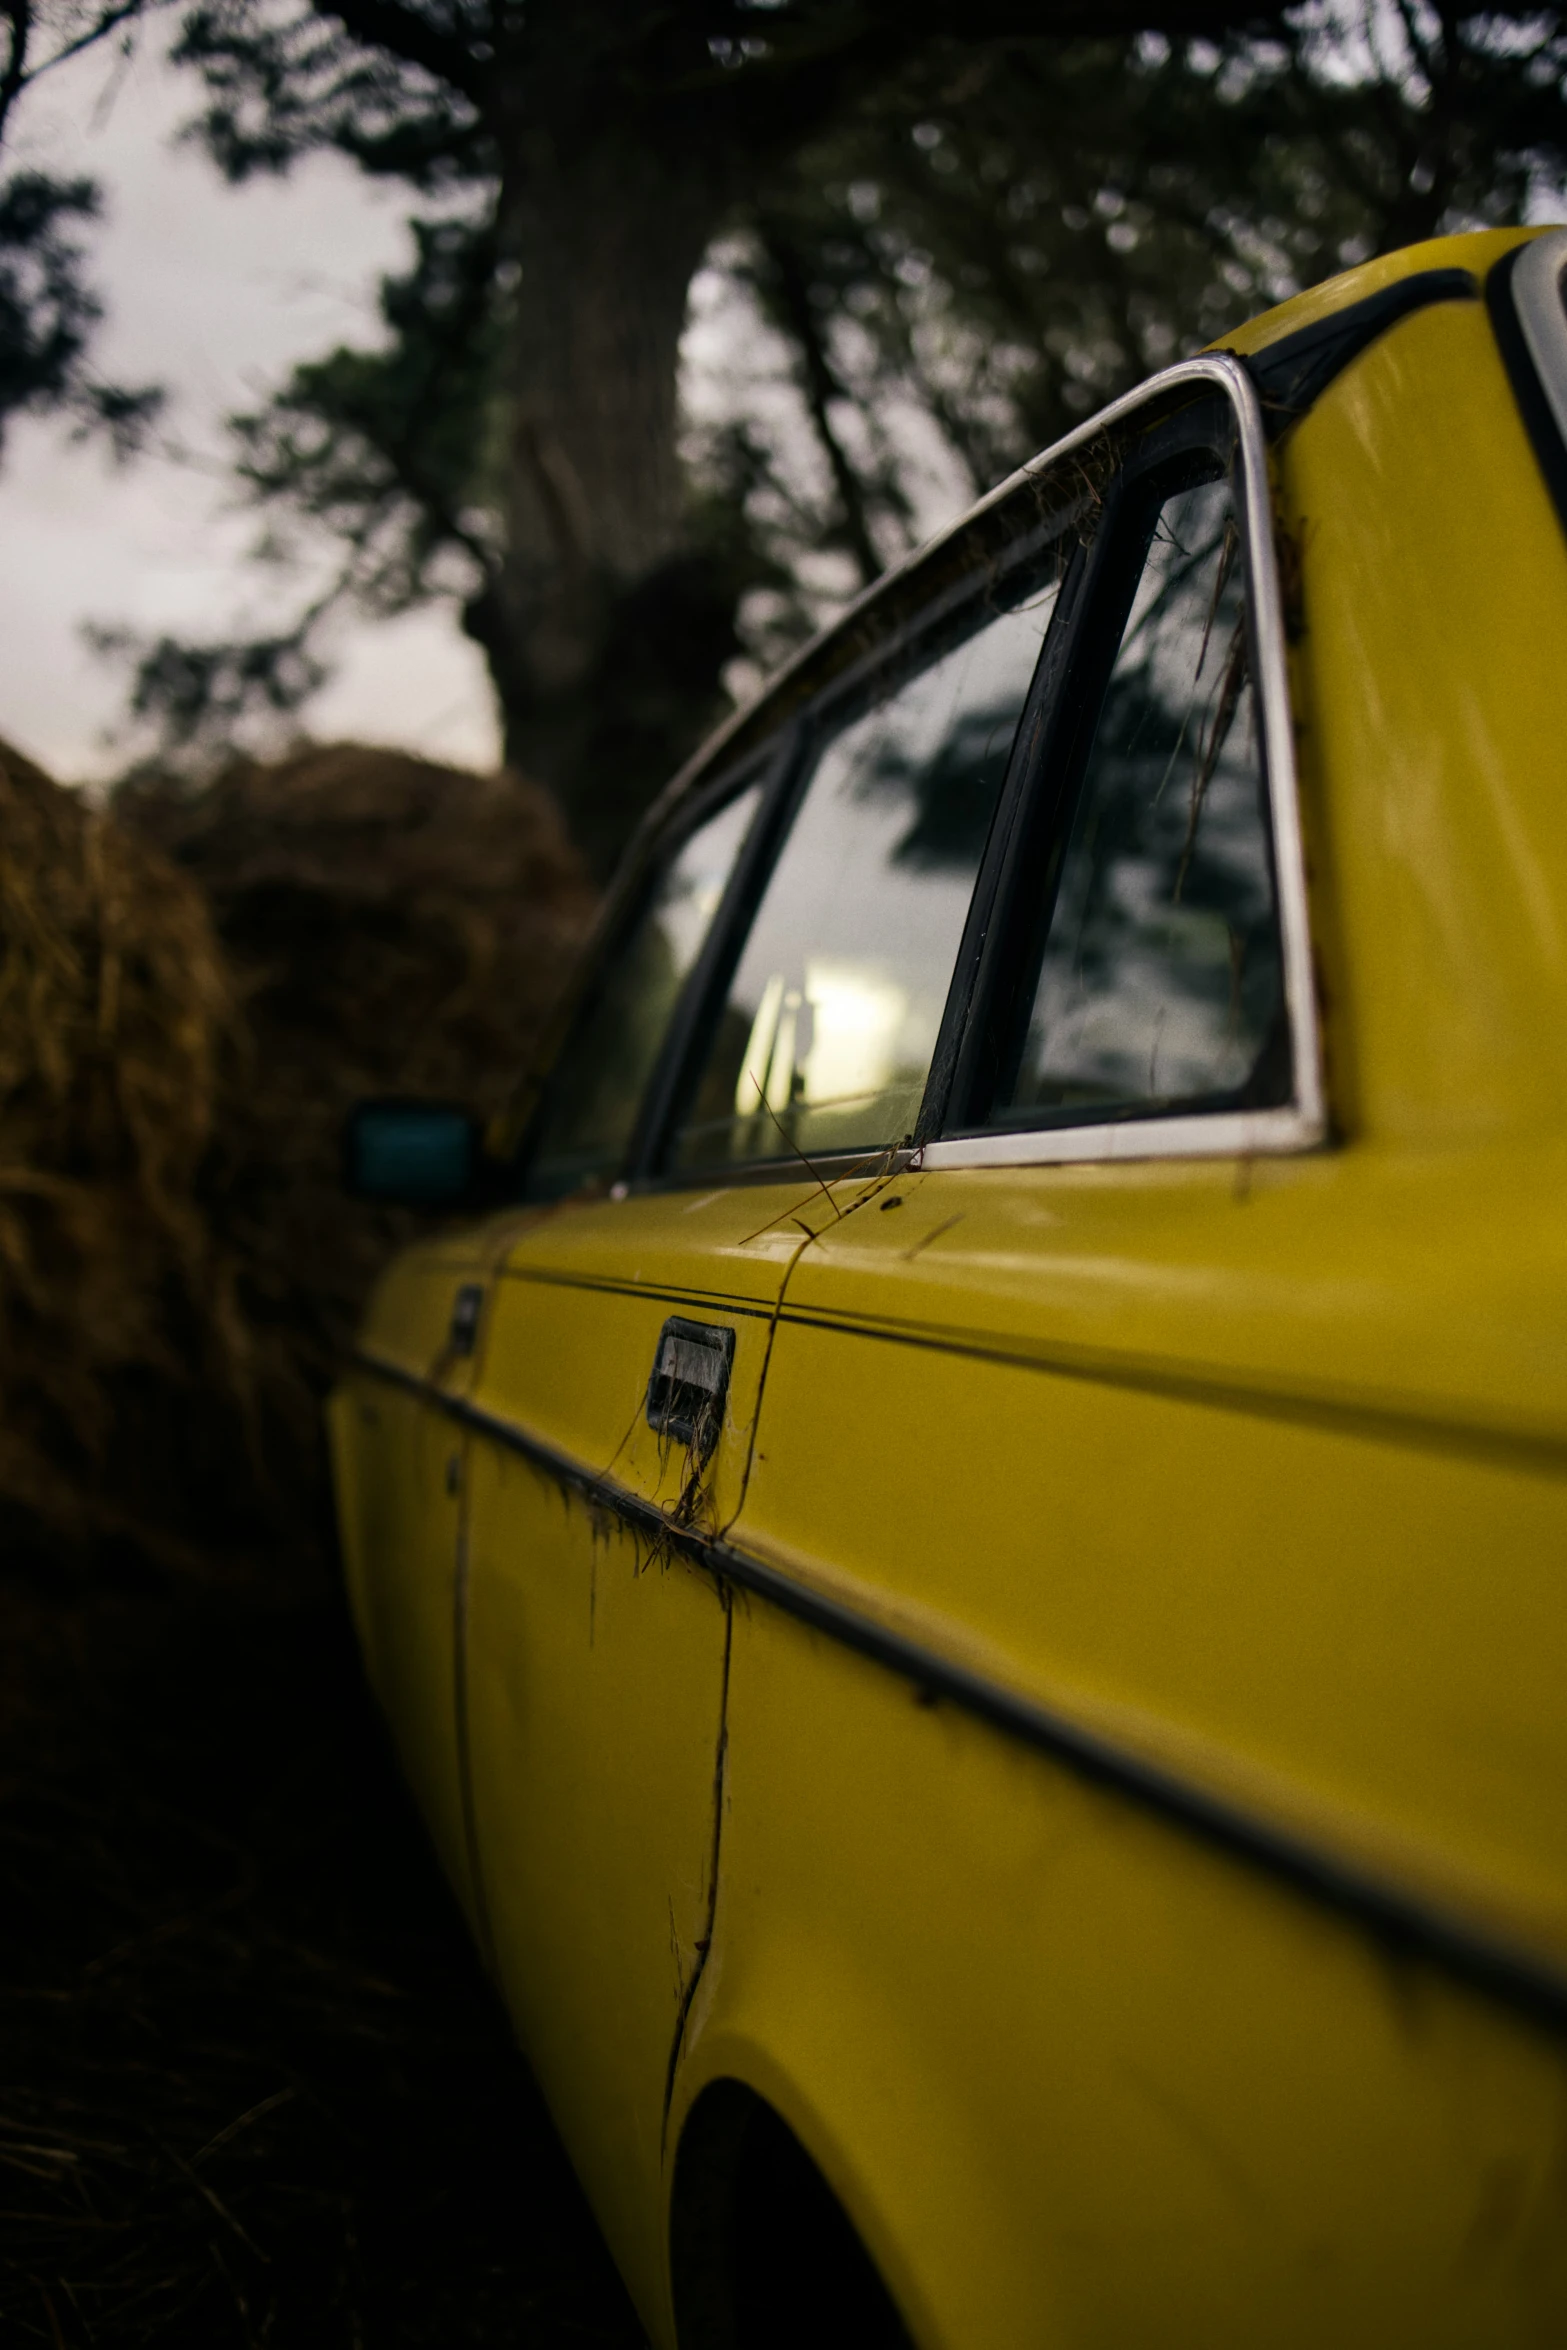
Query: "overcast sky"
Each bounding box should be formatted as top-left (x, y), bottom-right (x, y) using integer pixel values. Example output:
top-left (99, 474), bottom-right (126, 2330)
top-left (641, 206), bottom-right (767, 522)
top-left (0, 36), bottom-right (975, 790)
top-left (0, 38), bottom-right (502, 783)
top-left (15, 29), bottom-right (1554, 792)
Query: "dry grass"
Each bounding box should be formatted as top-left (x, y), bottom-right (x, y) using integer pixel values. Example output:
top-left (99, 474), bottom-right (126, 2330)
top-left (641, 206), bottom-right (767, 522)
top-left (0, 737), bottom-right (594, 1579)
top-left (0, 1559), bottom-right (647, 2347)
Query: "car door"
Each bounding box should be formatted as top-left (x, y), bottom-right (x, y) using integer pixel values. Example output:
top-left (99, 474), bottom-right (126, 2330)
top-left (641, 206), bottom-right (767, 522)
top-left (459, 564), bottom-right (1061, 2333)
top-left (672, 349), bottom-right (1567, 2345)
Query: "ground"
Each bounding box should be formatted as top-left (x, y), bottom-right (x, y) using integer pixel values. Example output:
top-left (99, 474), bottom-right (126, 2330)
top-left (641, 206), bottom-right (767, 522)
top-left (0, 1553), bottom-right (648, 2347)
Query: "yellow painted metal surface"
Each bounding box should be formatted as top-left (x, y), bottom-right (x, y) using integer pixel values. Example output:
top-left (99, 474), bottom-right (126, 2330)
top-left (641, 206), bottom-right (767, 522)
top-left (733, 1146), bottom-right (1567, 1975)
top-left (1279, 271), bottom-right (1567, 1147)
top-left (459, 1188), bottom-right (805, 2326)
top-left (331, 228), bottom-right (1567, 2345)
top-left (682, 1598), bottom-right (1567, 2349)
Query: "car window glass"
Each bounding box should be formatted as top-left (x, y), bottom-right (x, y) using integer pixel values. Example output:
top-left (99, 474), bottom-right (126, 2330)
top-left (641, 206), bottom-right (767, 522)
top-left (669, 581), bottom-right (1058, 1172)
top-left (995, 470), bottom-right (1286, 1124)
top-left (525, 783), bottom-right (763, 1198)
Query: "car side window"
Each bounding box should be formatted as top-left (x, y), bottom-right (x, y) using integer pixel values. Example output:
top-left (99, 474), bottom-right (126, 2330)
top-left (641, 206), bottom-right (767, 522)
top-left (666, 578), bottom-right (1059, 1173)
top-left (524, 782), bottom-right (763, 1198)
top-left (990, 463), bottom-right (1287, 1126)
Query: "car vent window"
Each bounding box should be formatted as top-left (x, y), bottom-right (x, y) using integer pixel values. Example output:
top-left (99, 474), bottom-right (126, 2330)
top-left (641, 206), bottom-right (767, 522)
top-left (525, 782), bottom-right (763, 1199)
top-left (668, 579), bottom-right (1058, 1173)
top-left (992, 465), bottom-right (1289, 1127)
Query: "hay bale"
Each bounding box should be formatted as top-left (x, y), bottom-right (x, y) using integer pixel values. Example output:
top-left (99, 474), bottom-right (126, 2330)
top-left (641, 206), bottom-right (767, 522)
top-left (0, 738), bottom-right (262, 1571)
top-left (0, 737), bottom-right (591, 1580)
top-left (114, 742), bottom-right (595, 1554)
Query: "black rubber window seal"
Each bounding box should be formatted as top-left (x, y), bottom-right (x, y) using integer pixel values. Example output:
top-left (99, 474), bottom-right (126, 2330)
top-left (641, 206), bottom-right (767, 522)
top-left (1234, 266), bottom-right (1479, 438)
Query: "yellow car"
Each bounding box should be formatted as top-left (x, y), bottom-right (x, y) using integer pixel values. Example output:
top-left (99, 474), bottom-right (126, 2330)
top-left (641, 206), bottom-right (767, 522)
top-left (330, 224), bottom-right (1567, 2348)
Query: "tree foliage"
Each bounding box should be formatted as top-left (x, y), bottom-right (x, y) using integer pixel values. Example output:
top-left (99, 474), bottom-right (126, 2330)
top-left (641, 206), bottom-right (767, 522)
top-left (0, 1), bottom-right (163, 449)
top-left (16, 0), bottom-right (1567, 867)
top-left (702, 11), bottom-right (1567, 654)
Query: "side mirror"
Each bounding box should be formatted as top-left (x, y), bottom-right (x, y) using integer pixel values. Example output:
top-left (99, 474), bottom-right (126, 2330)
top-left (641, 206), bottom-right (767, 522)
top-left (343, 1100), bottom-right (481, 1207)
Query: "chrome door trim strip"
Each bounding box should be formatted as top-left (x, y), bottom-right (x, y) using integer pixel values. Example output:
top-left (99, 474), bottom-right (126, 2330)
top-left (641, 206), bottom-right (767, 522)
top-left (497, 1262), bottom-right (781, 1319)
top-left (351, 1345), bottom-right (1567, 2036)
top-left (353, 1345), bottom-right (674, 1527)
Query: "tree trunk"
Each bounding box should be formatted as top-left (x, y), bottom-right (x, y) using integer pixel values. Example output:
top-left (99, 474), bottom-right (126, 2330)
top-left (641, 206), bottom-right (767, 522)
top-left (469, 123), bottom-right (738, 877)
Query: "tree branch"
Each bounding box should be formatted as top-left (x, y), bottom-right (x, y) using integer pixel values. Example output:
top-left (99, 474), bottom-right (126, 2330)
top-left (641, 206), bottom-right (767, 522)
top-left (757, 218), bottom-right (884, 588)
top-left (317, 0), bottom-right (486, 108)
top-left (1, 0), bottom-right (151, 142)
top-left (0, 0), bottom-right (32, 147)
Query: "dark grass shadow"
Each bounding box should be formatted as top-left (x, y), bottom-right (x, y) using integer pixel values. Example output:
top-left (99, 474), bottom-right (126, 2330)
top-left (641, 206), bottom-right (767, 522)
top-left (0, 1553), bottom-right (649, 2347)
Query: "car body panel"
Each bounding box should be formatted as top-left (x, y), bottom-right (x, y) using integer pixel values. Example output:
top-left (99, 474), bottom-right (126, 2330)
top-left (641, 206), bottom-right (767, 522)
top-left (670, 255), bottom-right (1567, 2340)
top-left (730, 1146), bottom-right (1567, 1988)
top-left (679, 1595), bottom-right (1567, 2350)
top-left (1278, 288), bottom-right (1567, 1148)
top-left (332, 224), bottom-right (1567, 2345)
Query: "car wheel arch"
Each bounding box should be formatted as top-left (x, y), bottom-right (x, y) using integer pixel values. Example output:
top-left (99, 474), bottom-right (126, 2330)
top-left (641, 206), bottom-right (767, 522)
top-left (669, 2077), bottom-right (915, 2350)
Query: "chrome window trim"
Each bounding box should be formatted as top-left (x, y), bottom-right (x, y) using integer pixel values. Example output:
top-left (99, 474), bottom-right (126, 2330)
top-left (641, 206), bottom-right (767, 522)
top-left (925, 351), bottom-right (1326, 1173)
top-left (639, 352), bottom-right (1326, 1184)
top-left (1513, 229), bottom-right (1567, 454)
top-left (920, 1102), bottom-right (1321, 1172)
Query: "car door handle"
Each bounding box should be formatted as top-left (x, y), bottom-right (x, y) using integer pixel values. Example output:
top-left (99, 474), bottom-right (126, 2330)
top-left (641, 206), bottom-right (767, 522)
top-left (645, 1318), bottom-right (736, 1460)
top-left (449, 1282), bottom-right (484, 1354)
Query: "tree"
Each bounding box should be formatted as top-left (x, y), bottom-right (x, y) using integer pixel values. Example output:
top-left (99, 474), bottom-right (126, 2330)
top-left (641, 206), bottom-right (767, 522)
top-left (100, 0), bottom-right (1297, 868)
top-left (50, 0), bottom-right (1567, 870)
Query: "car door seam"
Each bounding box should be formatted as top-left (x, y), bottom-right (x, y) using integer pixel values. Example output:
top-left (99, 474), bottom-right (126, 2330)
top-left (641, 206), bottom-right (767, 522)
top-left (720, 1225), bottom-right (817, 1539)
top-left (659, 1166), bottom-right (962, 2124)
top-left (661, 1589), bottom-right (734, 2147)
top-left (662, 1222), bottom-right (815, 2140)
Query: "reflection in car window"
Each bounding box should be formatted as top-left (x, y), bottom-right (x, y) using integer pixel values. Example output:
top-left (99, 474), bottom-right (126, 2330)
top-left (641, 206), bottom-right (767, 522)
top-left (670, 580), bottom-right (1058, 1171)
top-left (526, 784), bottom-right (762, 1198)
top-left (998, 471), bottom-right (1286, 1124)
